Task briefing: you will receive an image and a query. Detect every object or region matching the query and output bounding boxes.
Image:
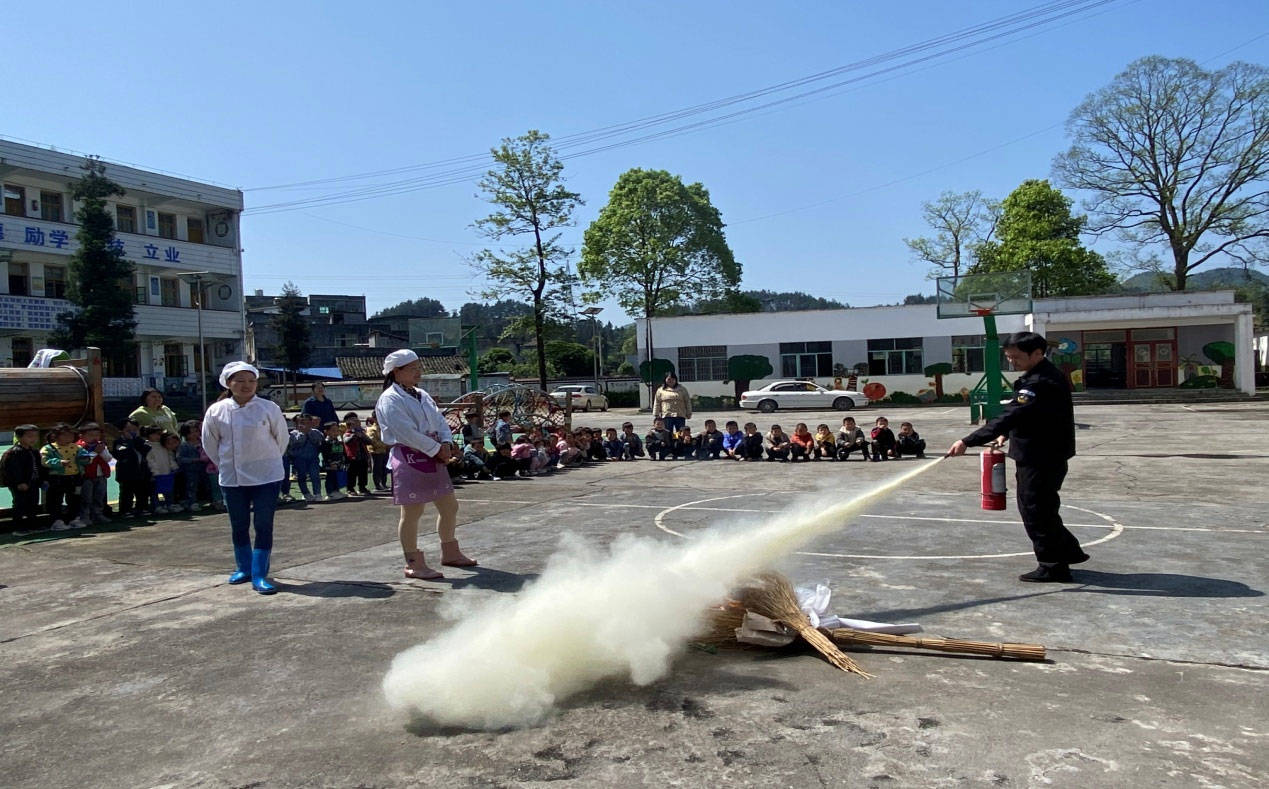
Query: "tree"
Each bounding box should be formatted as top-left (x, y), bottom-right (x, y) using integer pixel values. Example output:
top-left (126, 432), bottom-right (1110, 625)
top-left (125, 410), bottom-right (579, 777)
top-left (579, 168), bottom-right (740, 397)
top-left (272, 282), bottom-right (312, 398)
top-left (51, 158), bottom-right (137, 376)
top-left (472, 130), bottom-right (582, 391)
top-left (477, 347), bottom-right (516, 374)
top-left (1055, 56), bottom-right (1269, 291)
top-left (970, 180), bottom-right (1116, 297)
top-left (544, 340), bottom-right (594, 377)
top-left (904, 293), bottom-right (939, 305)
top-left (371, 297), bottom-right (448, 320)
top-left (904, 190), bottom-right (998, 280)
top-left (638, 358), bottom-right (675, 386)
top-left (1202, 341), bottom-right (1236, 389)
top-left (727, 354), bottom-right (774, 400)
top-left (923, 362), bottom-right (953, 398)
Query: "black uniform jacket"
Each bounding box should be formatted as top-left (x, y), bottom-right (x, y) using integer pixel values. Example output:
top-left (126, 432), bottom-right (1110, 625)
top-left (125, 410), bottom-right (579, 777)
top-left (962, 357), bottom-right (1075, 465)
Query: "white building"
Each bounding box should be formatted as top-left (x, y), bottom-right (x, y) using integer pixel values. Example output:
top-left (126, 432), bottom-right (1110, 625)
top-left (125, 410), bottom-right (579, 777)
top-left (0, 139), bottom-right (245, 397)
top-left (636, 290), bottom-right (1256, 405)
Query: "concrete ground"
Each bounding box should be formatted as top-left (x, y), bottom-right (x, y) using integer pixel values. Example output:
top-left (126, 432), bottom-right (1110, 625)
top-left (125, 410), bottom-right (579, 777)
top-left (2, 401), bottom-right (1266, 788)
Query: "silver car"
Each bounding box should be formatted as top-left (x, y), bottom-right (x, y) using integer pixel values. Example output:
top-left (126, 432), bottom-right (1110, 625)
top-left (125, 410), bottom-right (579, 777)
top-left (739, 380), bottom-right (868, 413)
top-left (550, 384), bottom-right (609, 412)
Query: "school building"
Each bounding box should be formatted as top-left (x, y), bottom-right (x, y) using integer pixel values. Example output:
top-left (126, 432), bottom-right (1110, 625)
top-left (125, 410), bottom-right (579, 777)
top-left (635, 290), bottom-right (1257, 406)
top-left (0, 138), bottom-right (245, 398)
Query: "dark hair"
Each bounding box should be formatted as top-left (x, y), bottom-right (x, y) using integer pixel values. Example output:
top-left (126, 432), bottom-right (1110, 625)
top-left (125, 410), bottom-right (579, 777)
top-left (498, 410), bottom-right (511, 419)
top-left (343, 412), bottom-right (359, 420)
top-left (322, 421), bottom-right (340, 431)
top-left (495, 443), bottom-right (512, 452)
top-left (78, 422), bottom-right (101, 434)
top-left (725, 420), bottom-right (738, 428)
top-left (142, 426), bottom-right (163, 439)
top-left (49, 422), bottom-right (73, 440)
top-left (1004, 331), bottom-right (1048, 355)
top-left (900, 421), bottom-right (913, 428)
top-left (117, 417), bottom-right (140, 430)
top-left (381, 373), bottom-right (395, 391)
top-left (178, 420), bottom-right (199, 438)
top-left (621, 421), bottom-right (633, 429)
top-left (161, 431), bottom-right (180, 445)
top-left (311, 382), bottom-right (325, 391)
top-left (13, 423), bottom-right (38, 437)
top-left (139, 388), bottom-right (163, 406)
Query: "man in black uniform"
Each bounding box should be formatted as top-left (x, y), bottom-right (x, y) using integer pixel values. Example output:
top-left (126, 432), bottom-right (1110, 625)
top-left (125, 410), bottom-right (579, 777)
top-left (947, 331), bottom-right (1089, 582)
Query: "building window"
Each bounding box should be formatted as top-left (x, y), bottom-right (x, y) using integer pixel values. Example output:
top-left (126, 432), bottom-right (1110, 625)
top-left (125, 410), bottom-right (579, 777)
top-left (116, 205), bottom-right (137, 233)
top-left (40, 191), bottom-right (64, 223)
top-left (952, 335), bottom-right (985, 374)
top-left (44, 266), bottom-right (68, 299)
top-left (157, 212), bottom-right (177, 239)
top-left (105, 347), bottom-right (139, 378)
top-left (678, 345), bottom-right (728, 382)
top-left (3, 185), bottom-right (25, 217)
top-left (11, 337), bottom-right (34, 367)
top-left (779, 341), bottom-right (832, 378)
top-left (160, 278), bottom-right (182, 307)
top-left (867, 337), bottom-right (923, 375)
top-left (7, 261), bottom-right (29, 296)
top-left (164, 343), bottom-right (188, 377)
top-left (186, 217), bottom-right (204, 243)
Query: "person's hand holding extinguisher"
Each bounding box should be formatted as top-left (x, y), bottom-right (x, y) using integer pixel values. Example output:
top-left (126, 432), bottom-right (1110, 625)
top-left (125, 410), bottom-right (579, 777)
top-left (947, 436), bottom-right (1005, 457)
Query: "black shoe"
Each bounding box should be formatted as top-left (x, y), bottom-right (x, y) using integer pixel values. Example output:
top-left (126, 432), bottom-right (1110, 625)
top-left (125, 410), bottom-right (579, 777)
top-left (1019, 564), bottom-right (1073, 583)
top-left (1069, 552), bottom-right (1091, 565)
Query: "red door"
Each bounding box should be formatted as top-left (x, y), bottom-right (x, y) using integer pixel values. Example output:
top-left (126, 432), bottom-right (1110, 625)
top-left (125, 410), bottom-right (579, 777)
top-left (1130, 341), bottom-right (1177, 387)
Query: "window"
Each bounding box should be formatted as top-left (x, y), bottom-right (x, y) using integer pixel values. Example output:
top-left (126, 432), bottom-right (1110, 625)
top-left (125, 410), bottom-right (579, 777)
top-left (3, 185), bottom-right (25, 216)
top-left (11, 338), bottom-right (34, 368)
top-left (40, 191), bottom-right (64, 223)
top-left (678, 345), bottom-right (728, 382)
top-left (160, 278), bottom-right (182, 307)
top-left (164, 343), bottom-right (188, 377)
top-left (116, 205), bottom-right (137, 233)
top-left (779, 341), bottom-right (832, 378)
top-left (105, 347), bottom-right (140, 377)
top-left (157, 212), bottom-right (177, 239)
top-left (7, 261), bottom-right (29, 296)
top-left (44, 266), bottom-right (68, 299)
top-left (867, 337), bottom-right (923, 375)
top-left (952, 335), bottom-right (985, 374)
top-left (186, 217), bottom-right (204, 243)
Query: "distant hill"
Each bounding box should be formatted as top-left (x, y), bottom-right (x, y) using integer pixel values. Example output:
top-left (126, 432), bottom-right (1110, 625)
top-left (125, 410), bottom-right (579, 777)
top-left (1119, 267), bottom-right (1269, 293)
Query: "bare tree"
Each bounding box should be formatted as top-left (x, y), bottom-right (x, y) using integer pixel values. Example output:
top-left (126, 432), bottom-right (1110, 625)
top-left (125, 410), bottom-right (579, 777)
top-left (1055, 56), bottom-right (1269, 290)
top-left (904, 190), bottom-right (998, 279)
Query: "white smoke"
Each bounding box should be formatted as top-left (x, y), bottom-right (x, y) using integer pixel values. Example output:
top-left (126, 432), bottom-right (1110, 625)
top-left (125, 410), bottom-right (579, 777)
top-left (382, 460), bottom-right (940, 729)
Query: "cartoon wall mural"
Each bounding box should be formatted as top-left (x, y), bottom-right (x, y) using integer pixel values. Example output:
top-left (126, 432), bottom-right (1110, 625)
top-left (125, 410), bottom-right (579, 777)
top-left (1052, 335), bottom-right (1084, 391)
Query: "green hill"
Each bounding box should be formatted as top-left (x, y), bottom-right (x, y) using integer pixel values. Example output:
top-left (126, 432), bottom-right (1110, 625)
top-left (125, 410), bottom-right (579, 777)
top-left (1119, 267), bottom-right (1269, 293)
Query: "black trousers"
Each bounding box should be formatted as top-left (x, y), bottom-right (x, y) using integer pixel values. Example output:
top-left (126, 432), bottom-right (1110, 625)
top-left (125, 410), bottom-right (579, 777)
top-left (1016, 461), bottom-right (1085, 564)
top-left (117, 478), bottom-right (148, 514)
top-left (348, 458), bottom-right (369, 493)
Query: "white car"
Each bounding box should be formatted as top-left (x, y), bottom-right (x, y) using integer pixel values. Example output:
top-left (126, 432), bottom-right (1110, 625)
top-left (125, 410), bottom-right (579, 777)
top-left (550, 384), bottom-right (608, 412)
top-left (739, 381), bottom-right (868, 413)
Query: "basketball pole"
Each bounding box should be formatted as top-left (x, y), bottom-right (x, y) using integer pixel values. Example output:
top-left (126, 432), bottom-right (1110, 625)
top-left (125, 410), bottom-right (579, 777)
top-left (980, 310), bottom-right (1005, 422)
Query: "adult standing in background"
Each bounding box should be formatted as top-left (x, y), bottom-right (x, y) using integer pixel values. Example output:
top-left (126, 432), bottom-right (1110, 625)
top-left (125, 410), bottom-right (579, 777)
top-left (947, 332), bottom-right (1088, 583)
top-left (129, 389), bottom-right (179, 435)
top-left (652, 373), bottom-right (691, 435)
top-left (203, 362), bottom-right (290, 595)
top-left (375, 349), bottom-right (476, 581)
top-left (301, 382), bottom-right (338, 428)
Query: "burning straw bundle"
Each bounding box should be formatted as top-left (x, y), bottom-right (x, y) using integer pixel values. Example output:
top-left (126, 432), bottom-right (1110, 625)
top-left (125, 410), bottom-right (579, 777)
top-left (701, 572), bottom-right (1045, 668)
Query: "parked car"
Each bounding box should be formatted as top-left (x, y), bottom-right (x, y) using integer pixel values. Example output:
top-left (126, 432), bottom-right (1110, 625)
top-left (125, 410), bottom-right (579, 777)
top-left (550, 384), bottom-right (609, 412)
top-left (739, 380), bottom-right (868, 413)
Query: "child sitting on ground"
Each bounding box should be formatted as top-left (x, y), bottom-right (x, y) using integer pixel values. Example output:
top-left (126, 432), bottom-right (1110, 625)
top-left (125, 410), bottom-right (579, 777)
top-left (645, 418), bottom-right (672, 461)
top-left (870, 416), bottom-right (897, 461)
top-left (530, 439), bottom-right (553, 474)
top-left (619, 422), bottom-right (644, 460)
top-left (585, 428), bottom-right (608, 462)
top-left (789, 423), bottom-right (815, 462)
top-left (837, 416), bottom-right (870, 461)
top-left (603, 428), bottom-right (625, 460)
top-left (511, 435), bottom-right (535, 476)
top-left (740, 422), bottom-right (765, 461)
top-left (556, 432), bottom-right (582, 468)
top-left (813, 424), bottom-right (836, 460)
top-left (721, 420), bottom-right (744, 460)
top-left (42, 424), bottom-right (92, 530)
top-left (77, 422), bottom-right (114, 523)
top-left (489, 443), bottom-right (519, 479)
top-left (895, 421), bottom-right (927, 458)
top-left (697, 419), bottom-right (724, 460)
top-left (462, 438), bottom-right (492, 480)
top-left (672, 426), bottom-right (697, 460)
top-left (766, 424), bottom-right (793, 462)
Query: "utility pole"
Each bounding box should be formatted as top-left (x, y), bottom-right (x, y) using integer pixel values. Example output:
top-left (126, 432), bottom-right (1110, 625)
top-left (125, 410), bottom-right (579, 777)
top-left (580, 306), bottom-right (603, 391)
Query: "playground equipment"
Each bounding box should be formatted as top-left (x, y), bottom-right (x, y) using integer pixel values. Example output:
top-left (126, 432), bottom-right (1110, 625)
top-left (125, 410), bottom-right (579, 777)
top-left (441, 383), bottom-right (566, 434)
top-left (0, 347), bottom-right (104, 430)
top-left (936, 272), bottom-right (1032, 423)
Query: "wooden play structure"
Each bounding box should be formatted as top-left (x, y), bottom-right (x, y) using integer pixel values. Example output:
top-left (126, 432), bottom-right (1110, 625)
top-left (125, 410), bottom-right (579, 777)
top-left (0, 347), bottom-right (105, 430)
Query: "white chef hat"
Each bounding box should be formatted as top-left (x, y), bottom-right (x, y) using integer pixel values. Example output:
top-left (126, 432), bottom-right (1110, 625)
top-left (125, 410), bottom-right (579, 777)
top-left (382, 349), bottom-right (420, 376)
top-left (219, 361), bottom-right (260, 389)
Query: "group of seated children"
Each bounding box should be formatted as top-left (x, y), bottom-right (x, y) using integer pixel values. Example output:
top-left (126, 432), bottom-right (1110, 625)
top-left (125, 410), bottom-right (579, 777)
top-left (448, 410), bottom-right (622, 480)
top-left (638, 415), bottom-right (926, 462)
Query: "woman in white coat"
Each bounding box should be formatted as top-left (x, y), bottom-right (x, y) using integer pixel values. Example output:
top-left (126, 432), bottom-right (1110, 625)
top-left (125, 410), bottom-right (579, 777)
top-left (375, 349), bottom-right (476, 580)
top-left (202, 362), bottom-right (290, 594)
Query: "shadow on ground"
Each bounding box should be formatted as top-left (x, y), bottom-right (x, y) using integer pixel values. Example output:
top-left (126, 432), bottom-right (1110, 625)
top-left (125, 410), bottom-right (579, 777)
top-left (281, 580), bottom-right (397, 598)
top-left (443, 567), bottom-right (539, 592)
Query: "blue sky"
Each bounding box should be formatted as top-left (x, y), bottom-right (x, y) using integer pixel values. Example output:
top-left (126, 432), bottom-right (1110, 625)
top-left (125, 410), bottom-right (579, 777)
top-left (4, 1), bottom-right (1266, 322)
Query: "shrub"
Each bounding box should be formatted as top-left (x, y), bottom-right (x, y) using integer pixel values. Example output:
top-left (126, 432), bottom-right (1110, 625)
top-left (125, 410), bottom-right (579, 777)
top-left (882, 391), bottom-right (921, 404)
top-left (606, 389), bottom-right (639, 407)
top-left (1179, 375), bottom-right (1219, 389)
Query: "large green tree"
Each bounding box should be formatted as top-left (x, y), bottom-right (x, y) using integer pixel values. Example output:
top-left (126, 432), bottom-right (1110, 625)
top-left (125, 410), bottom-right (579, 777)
top-left (472, 130), bottom-right (582, 391)
top-left (579, 168), bottom-right (739, 393)
top-left (272, 282), bottom-right (312, 396)
top-left (1055, 56), bottom-right (1269, 291)
top-left (904, 190), bottom-right (999, 280)
top-left (970, 179), bottom-right (1116, 297)
top-left (52, 158), bottom-right (137, 375)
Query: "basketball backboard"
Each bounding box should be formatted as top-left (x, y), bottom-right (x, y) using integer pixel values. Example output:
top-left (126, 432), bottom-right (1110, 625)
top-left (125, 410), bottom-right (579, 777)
top-left (936, 271), bottom-right (1033, 319)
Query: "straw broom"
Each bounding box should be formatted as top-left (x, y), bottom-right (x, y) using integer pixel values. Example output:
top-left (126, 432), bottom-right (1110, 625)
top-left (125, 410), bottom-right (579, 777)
top-left (733, 572), bottom-right (872, 677)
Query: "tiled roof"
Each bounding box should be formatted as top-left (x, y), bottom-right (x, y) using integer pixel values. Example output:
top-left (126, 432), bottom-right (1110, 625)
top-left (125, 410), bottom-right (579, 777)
top-left (335, 353), bottom-right (468, 380)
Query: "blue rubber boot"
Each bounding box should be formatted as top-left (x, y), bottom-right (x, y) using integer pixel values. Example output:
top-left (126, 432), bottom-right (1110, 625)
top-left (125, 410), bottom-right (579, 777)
top-left (228, 544), bottom-right (252, 585)
top-left (251, 549), bottom-right (277, 595)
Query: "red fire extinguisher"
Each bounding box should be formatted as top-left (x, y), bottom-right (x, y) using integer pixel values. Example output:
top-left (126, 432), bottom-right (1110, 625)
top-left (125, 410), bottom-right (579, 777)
top-left (981, 448), bottom-right (1007, 510)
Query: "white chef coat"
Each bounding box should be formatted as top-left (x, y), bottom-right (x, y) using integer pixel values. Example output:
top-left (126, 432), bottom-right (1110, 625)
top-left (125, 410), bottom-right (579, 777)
top-left (375, 383), bottom-right (453, 457)
top-left (202, 395), bottom-right (289, 488)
